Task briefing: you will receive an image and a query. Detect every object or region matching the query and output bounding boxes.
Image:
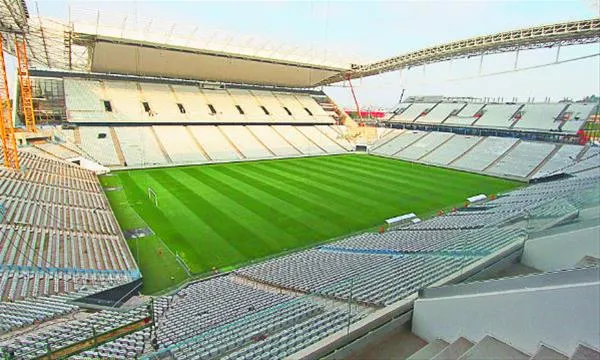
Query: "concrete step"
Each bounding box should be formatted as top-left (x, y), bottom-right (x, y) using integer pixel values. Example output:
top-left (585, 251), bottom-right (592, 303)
top-left (529, 345), bottom-right (568, 360)
top-left (432, 337), bottom-right (474, 360)
top-left (407, 339), bottom-right (450, 360)
top-left (457, 336), bottom-right (529, 360)
top-left (570, 344), bottom-right (600, 360)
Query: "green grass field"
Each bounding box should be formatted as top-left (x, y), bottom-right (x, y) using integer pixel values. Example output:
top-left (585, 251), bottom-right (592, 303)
top-left (100, 154), bottom-right (521, 294)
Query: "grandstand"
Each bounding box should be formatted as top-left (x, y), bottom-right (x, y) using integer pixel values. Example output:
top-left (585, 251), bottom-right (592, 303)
top-left (0, 1), bottom-right (599, 359)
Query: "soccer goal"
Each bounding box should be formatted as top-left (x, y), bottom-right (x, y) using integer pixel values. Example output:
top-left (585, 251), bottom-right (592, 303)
top-left (148, 187), bottom-right (158, 207)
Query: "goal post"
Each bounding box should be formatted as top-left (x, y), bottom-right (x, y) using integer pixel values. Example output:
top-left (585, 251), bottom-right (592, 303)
top-left (147, 187), bottom-right (158, 207)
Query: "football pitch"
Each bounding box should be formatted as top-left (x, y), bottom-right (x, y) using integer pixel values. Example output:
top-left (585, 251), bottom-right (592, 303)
top-left (100, 154), bottom-right (521, 294)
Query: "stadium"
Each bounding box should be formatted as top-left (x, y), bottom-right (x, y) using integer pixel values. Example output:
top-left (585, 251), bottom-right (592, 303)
top-left (0, 1), bottom-right (599, 359)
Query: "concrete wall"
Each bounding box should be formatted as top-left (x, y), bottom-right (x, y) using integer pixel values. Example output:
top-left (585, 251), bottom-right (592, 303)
top-left (412, 269), bottom-right (600, 355)
top-left (522, 226), bottom-right (600, 271)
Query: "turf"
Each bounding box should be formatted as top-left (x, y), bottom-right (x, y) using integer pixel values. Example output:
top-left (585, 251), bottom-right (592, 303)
top-left (101, 154), bottom-right (522, 294)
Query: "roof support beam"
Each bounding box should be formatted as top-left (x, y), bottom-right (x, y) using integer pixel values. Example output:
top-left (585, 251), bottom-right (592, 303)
top-left (317, 18), bottom-right (600, 85)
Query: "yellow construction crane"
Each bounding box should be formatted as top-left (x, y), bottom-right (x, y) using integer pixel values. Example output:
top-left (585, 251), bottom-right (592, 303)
top-left (15, 37), bottom-right (36, 133)
top-left (0, 36), bottom-right (20, 170)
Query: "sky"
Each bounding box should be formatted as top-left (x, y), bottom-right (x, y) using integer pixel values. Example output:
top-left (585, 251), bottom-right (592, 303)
top-left (7, 0), bottom-right (600, 109)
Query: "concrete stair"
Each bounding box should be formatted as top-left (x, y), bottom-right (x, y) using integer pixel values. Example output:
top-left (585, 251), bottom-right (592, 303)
top-left (482, 139), bottom-right (521, 172)
top-left (408, 336), bottom-right (598, 360)
top-left (150, 126), bottom-right (173, 164)
top-left (407, 339), bottom-right (450, 360)
top-left (457, 336), bottom-right (529, 360)
top-left (529, 345), bottom-right (568, 360)
top-left (431, 337), bottom-right (474, 360)
top-left (109, 127), bottom-right (126, 166)
top-left (570, 344), bottom-right (600, 360)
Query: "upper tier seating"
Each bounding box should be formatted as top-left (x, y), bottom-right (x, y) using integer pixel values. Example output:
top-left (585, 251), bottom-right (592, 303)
top-left (560, 103), bottom-right (597, 133)
top-left (512, 103), bottom-right (567, 131)
top-left (473, 104), bottom-right (522, 128)
top-left (64, 78), bottom-right (334, 124)
top-left (444, 103), bottom-right (485, 125)
top-left (104, 81), bottom-right (143, 123)
top-left (64, 79), bottom-right (108, 122)
top-left (140, 83), bottom-right (185, 123)
top-left (416, 103), bottom-right (466, 124)
top-left (391, 103), bottom-right (437, 122)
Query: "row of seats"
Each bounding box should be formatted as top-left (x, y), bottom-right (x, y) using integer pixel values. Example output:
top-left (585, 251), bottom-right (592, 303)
top-left (0, 306), bottom-right (149, 359)
top-left (64, 78), bottom-right (333, 124)
top-left (151, 276), bottom-right (368, 360)
top-left (0, 196), bottom-right (119, 235)
top-left (66, 125), bottom-right (350, 167)
top-left (391, 101), bottom-right (597, 133)
top-left (156, 277), bottom-right (293, 347)
top-left (0, 224), bottom-right (134, 271)
top-left (0, 175), bottom-right (108, 210)
top-left (0, 151), bottom-right (137, 301)
top-left (370, 129), bottom-right (588, 179)
top-left (0, 286), bottom-right (120, 335)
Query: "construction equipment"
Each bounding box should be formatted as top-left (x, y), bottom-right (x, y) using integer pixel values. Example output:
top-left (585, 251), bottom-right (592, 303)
top-left (0, 37), bottom-right (20, 170)
top-left (15, 37), bottom-right (36, 133)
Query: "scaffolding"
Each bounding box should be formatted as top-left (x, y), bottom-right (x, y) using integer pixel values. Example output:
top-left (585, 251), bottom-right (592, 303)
top-left (0, 37), bottom-right (20, 170)
top-left (15, 37), bottom-right (36, 132)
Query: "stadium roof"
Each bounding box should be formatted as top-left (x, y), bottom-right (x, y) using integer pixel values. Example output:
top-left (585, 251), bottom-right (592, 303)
top-left (1, 5), bottom-right (598, 88)
top-left (2, 12), bottom-right (352, 88)
top-left (76, 34), bottom-right (349, 88)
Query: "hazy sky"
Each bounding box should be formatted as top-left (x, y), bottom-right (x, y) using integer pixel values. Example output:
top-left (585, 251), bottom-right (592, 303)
top-left (8, 0), bottom-right (600, 109)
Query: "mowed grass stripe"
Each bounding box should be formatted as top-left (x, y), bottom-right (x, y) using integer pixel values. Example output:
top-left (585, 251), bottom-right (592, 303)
top-left (302, 156), bottom-right (492, 203)
top-left (130, 170), bottom-right (246, 269)
top-left (148, 170), bottom-right (282, 264)
top-left (316, 155), bottom-right (489, 194)
top-left (291, 158), bottom-right (468, 216)
top-left (191, 166), bottom-right (346, 236)
top-left (244, 162), bottom-right (390, 214)
top-left (222, 165), bottom-right (367, 228)
top-left (174, 169), bottom-right (300, 252)
top-left (258, 161), bottom-right (391, 210)
top-left (180, 166), bottom-right (333, 243)
top-left (290, 157), bottom-right (447, 202)
top-left (338, 155), bottom-right (519, 193)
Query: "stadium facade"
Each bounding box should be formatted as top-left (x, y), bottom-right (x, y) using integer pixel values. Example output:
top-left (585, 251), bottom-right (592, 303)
top-left (0, 2), bottom-right (599, 359)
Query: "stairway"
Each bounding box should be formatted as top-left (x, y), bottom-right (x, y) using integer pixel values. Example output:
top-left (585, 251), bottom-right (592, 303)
top-left (185, 126), bottom-right (212, 161)
top-left (109, 127), bottom-right (126, 166)
top-left (406, 335), bottom-right (598, 360)
top-left (150, 126), bottom-right (173, 164)
top-left (526, 144), bottom-right (561, 178)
